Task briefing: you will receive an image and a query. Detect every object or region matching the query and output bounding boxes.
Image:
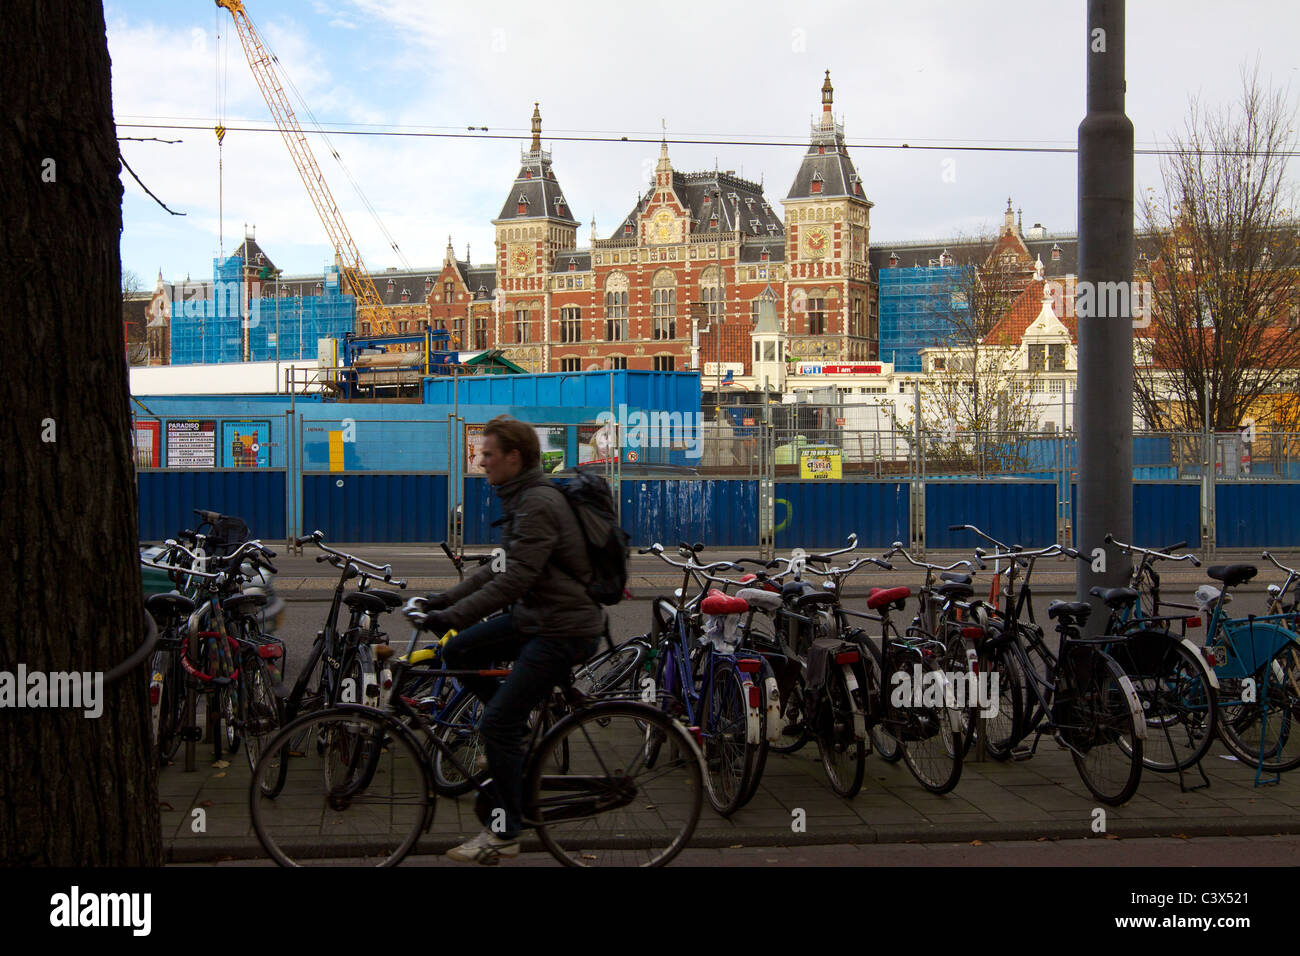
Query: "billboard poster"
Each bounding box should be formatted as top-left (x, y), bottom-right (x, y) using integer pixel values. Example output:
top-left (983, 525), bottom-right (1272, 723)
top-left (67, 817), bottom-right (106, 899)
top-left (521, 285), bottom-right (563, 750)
top-left (536, 426), bottom-right (566, 473)
top-left (467, 423), bottom-right (567, 474)
top-left (133, 420), bottom-right (161, 468)
top-left (799, 446), bottom-right (842, 480)
top-left (165, 420), bottom-right (216, 468)
top-left (221, 420), bottom-right (271, 468)
top-left (578, 422), bottom-right (620, 465)
top-left (465, 424), bottom-right (486, 475)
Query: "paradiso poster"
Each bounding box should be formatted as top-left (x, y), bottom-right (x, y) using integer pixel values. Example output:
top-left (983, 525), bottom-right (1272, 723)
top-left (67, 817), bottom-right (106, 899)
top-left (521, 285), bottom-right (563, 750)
top-left (466, 424), bottom-right (566, 474)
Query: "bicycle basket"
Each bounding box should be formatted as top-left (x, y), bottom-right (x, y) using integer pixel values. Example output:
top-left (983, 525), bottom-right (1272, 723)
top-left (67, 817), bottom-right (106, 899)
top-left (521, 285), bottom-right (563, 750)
top-left (200, 513), bottom-right (251, 557)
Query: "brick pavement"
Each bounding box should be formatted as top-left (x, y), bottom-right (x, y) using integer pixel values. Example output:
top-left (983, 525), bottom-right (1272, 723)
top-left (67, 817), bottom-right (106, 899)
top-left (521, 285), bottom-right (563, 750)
top-left (160, 727), bottom-right (1300, 863)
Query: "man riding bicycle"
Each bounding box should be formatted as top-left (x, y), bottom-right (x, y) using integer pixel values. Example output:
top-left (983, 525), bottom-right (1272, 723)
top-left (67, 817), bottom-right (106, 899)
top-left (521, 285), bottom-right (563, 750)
top-left (405, 415), bottom-right (603, 864)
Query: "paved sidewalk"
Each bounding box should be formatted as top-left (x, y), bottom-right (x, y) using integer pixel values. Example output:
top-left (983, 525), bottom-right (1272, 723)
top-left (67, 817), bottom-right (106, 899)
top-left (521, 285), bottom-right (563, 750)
top-left (160, 730), bottom-right (1300, 863)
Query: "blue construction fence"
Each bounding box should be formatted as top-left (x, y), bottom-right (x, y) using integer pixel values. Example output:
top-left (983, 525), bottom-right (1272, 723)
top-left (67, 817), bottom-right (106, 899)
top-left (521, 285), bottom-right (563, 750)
top-left (132, 386), bottom-right (1300, 550)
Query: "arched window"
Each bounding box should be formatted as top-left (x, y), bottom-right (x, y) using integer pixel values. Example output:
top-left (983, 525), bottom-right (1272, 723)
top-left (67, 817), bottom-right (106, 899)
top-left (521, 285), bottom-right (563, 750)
top-left (699, 266), bottom-right (724, 325)
top-left (604, 272), bottom-right (629, 341)
top-left (651, 269), bottom-right (676, 340)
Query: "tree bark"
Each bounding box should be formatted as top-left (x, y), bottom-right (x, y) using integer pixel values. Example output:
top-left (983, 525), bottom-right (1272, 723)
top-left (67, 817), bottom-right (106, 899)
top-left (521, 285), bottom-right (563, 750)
top-left (0, 1), bottom-right (161, 865)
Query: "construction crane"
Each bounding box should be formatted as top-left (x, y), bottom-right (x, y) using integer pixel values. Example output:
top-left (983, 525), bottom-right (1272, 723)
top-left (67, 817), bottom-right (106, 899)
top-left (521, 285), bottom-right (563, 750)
top-left (215, 0), bottom-right (395, 335)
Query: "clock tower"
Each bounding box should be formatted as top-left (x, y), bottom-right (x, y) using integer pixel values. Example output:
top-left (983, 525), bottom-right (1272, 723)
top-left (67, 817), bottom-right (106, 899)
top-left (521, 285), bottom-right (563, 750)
top-left (492, 103), bottom-right (579, 291)
top-left (783, 72), bottom-right (877, 362)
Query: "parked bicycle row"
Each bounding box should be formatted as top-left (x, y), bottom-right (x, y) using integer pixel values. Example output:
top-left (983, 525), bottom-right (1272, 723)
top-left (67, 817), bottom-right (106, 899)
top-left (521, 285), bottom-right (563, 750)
top-left (141, 511), bottom-right (1300, 867)
top-left (576, 526), bottom-right (1300, 814)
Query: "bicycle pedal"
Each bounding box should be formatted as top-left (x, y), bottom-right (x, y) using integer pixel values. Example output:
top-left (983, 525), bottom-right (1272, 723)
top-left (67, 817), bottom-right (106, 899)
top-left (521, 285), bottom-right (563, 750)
top-left (1009, 746), bottom-right (1034, 762)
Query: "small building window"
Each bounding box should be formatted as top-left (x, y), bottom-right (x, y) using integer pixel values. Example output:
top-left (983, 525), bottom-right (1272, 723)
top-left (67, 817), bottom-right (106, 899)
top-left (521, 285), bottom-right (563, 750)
top-left (609, 356), bottom-right (628, 370)
top-left (653, 355), bottom-right (676, 371)
top-left (560, 357), bottom-right (580, 372)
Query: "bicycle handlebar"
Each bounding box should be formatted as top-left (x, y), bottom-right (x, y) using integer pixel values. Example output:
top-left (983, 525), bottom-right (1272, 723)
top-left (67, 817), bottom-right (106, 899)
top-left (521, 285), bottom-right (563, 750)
top-left (298, 533), bottom-right (395, 577)
top-left (1103, 534), bottom-right (1201, 566)
top-left (949, 524), bottom-right (1011, 551)
top-left (886, 541), bottom-right (978, 573)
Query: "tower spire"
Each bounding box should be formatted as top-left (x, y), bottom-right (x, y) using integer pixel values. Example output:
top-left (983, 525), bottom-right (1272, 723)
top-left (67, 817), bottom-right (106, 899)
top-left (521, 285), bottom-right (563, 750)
top-left (530, 102), bottom-right (542, 153)
top-left (821, 70), bottom-right (834, 127)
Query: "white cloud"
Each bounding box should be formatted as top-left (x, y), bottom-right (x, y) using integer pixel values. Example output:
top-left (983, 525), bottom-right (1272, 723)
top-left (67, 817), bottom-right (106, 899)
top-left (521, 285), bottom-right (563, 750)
top-left (113, 0), bottom-right (1300, 283)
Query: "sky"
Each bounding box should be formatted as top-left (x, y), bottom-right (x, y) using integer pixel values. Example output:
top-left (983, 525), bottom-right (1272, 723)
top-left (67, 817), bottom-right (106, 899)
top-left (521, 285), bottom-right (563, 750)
top-left (109, 0), bottom-right (1300, 286)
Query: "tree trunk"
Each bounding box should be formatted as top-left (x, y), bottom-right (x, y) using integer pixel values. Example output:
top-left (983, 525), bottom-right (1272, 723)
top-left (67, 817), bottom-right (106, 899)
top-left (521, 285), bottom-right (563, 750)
top-left (0, 2), bottom-right (161, 865)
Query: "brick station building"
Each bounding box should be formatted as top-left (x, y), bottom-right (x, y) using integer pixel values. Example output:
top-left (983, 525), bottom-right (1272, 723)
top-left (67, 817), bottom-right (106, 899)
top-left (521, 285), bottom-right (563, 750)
top-left (411, 73), bottom-right (879, 398)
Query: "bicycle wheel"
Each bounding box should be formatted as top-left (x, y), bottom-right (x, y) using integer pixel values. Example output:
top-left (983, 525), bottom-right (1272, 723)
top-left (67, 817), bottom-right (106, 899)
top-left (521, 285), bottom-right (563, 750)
top-left (858, 637), bottom-right (902, 762)
top-left (152, 647), bottom-right (185, 765)
top-left (815, 661), bottom-right (867, 798)
top-left (736, 659), bottom-right (775, 807)
top-left (429, 690), bottom-right (490, 797)
top-left (977, 642), bottom-right (1025, 761)
top-left (1216, 644), bottom-right (1300, 772)
top-left (702, 660), bottom-right (761, 816)
top-left (1057, 647), bottom-right (1143, 806)
top-left (241, 653), bottom-right (283, 775)
top-left (250, 706), bottom-right (433, 867)
top-left (936, 624), bottom-right (980, 759)
top-left (1108, 633), bottom-right (1217, 772)
top-left (900, 655), bottom-right (964, 794)
top-left (573, 639), bottom-right (647, 697)
top-left (526, 701), bottom-right (703, 867)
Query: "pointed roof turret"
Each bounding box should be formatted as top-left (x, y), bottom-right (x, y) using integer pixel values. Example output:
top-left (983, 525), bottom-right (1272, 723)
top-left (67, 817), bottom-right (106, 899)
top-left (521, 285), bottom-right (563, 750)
top-left (786, 71), bottom-right (870, 204)
top-left (495, 102), bottom-right (578, 225)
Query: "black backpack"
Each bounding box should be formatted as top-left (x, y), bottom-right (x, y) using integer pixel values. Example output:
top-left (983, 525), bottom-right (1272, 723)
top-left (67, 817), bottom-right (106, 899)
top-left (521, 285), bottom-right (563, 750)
top-left (552, 469), bottom-right (630, 606)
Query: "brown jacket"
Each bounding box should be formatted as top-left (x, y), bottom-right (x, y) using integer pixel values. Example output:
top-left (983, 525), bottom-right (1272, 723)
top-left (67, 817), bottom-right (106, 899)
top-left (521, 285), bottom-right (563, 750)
top-left (439, 466), bottom-right (605, 637)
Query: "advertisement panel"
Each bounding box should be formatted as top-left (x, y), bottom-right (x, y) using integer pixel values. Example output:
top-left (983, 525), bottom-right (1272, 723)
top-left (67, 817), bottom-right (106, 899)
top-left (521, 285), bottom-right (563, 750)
top-left (799, 446), bottom-right (842, 480)
top-left (165, 420), bottom-right (216, 468)
top-left (133, 420), bottom-right (161, 468)
top-left (467, 424), bottom-right (567, 474)
top-left (221, 420), bottom-right (271, 468)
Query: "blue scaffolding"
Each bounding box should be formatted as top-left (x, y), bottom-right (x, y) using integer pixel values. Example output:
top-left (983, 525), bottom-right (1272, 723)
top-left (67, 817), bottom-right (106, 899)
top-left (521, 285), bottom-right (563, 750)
top-left (877, 266), bottom-right (964, 373)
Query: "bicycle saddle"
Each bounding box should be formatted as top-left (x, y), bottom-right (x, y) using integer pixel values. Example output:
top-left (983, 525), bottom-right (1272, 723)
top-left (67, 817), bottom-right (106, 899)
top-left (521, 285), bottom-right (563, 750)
top-left (867, 586), bottom-right (910, 610)
top-left (145, 590), bottom-right (197, 620)
top-left (793, 590), bottom-right (838, 610)
top-left (736, 587), bottom-right (783, 611)
top-left (1207, 564), bottom-right (1257, 588)
top-left (1089, 586), bottom-right (1138, 608)
top-left (940, 572), bottom-right (972, 586)
top-left (344, 590), bottom-right (390, 616)
top-left (1047, 600), bottom-right (1092, 622)
top-left (701, 590), bottom-right (749, 615)
top-left (936, 581), bottom-right (974, 599)
top-left (222, 592), bottom-right (268, 617)
top-left (364, 587), bottom-right (405, 610)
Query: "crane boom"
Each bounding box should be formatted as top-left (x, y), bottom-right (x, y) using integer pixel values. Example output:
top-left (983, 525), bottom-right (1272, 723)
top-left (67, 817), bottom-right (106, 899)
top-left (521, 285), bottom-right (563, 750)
top-left (215, 0), bottom-right (393, 334)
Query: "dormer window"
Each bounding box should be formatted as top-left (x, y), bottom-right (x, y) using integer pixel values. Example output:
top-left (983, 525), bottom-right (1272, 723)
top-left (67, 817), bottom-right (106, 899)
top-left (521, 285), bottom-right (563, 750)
top-left (709, 215), bottom-right (718, 228)
top-left (400, 289), bottom-right (410, 303)
top-left (387, 278), bottom-right (395, 292)
top-left (811, 172), bottom-right (823, 194)
top-left (1051, 243), bottom-right (1062, 262)
top-left (760, 250), bottom-right (770, 262)
top-left (524, 169), bottom-right (532, 179)
top-left (568, 260), bottom-right (576, 271)
top-left (623, 222), bottom-right (633, 236)
top-left (818, 145), bottom-right (826, 155)
top-left (888, 252), bottom-right (899, 267)
top-left (316, 282), bottom-right (323, 294)
top-left (554, 196), bottom-right (567, 215)
top-left (424, 276), bottom-right (433, 293)
top-left (517, 194), bottom-right (530, 215)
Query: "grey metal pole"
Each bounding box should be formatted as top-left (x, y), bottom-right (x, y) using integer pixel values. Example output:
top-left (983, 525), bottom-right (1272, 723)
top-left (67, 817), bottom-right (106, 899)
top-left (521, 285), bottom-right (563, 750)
top-left (1076, 0), bottom-right (1134, 622)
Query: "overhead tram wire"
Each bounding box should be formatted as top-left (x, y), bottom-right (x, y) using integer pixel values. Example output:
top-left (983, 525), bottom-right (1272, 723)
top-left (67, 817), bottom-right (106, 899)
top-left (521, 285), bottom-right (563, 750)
top-left (112, 121), bottom-right (1299, 159)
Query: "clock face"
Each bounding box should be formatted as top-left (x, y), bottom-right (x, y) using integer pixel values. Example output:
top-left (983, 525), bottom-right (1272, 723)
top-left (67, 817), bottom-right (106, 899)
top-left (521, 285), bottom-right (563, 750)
top-left (652, 210), bottom-right (675, 244)
top-left (803, 227), bottom-right (829, 259)
top-left (510, 244), bottom-right (532, 276)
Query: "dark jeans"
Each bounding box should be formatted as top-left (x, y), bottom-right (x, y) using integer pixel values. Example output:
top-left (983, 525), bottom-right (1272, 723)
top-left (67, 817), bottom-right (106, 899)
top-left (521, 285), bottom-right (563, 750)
top-left (441, 614), bottom-right (599, 839)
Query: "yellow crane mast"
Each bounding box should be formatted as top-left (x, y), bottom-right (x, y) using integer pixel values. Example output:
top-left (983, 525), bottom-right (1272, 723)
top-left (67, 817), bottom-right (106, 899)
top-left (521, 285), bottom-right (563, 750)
top-left (215, 0), bottom-right (394, 335)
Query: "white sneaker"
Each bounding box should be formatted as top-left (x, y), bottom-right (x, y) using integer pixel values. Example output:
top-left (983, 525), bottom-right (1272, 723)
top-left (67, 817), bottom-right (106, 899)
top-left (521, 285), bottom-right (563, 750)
top-left (446, 828), bottom-right (520, 865)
